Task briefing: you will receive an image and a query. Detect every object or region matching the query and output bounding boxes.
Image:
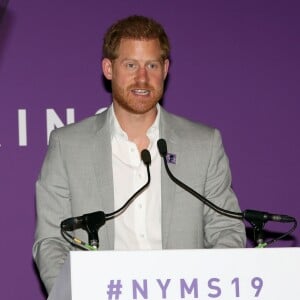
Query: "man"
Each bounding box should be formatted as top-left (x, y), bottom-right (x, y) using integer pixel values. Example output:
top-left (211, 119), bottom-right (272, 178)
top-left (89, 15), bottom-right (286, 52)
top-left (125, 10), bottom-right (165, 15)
top-left (33, 15), bottom-right (246, 294)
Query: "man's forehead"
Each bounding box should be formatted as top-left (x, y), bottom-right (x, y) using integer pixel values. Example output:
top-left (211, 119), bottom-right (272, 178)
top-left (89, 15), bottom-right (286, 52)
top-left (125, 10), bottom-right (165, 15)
top-left (118, 37), bottom-right (160, 47)
top-left (116, 38), bottom-right (163, 56)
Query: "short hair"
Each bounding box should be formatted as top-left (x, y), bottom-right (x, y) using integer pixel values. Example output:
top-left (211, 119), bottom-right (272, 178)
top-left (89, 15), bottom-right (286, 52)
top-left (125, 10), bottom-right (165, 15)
top-left (102, 15), bottom-right (170, 61)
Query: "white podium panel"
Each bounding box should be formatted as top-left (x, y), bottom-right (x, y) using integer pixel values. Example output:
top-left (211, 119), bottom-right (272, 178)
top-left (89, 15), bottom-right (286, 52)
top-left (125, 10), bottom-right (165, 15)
top-left (69, 248), bottom-right (300, 300)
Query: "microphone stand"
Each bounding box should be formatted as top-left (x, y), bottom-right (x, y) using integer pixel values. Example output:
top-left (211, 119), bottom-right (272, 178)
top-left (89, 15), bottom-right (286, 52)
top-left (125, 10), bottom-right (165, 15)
top-left (242, 209), bottom-right (298, 247)
top-left (83, 212), bottom-right (106, 249)
top-left (61, 211), bottom-right (106, 250)
top-left (244, 215), bottom-right (266, 247)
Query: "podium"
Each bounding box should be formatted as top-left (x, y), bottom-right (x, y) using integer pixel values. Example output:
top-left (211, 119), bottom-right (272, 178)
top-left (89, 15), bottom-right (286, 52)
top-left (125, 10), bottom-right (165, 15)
top-left (49, 248), bottom-right (300, 300)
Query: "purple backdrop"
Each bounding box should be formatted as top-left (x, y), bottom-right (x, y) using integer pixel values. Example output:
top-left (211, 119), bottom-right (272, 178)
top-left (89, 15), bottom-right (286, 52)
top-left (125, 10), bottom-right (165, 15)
top-left (0, 1), bottom-right (299, 299)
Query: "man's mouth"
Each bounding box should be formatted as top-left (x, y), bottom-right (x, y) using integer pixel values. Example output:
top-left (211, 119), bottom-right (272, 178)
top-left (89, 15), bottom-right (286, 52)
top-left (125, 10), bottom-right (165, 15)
top-left (132, 89), bottom-right (150, 96)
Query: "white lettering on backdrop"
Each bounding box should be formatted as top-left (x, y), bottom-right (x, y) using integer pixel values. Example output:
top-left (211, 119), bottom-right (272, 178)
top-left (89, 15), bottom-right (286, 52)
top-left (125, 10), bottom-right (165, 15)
top-left (17, 107), bottom-right (107, 146)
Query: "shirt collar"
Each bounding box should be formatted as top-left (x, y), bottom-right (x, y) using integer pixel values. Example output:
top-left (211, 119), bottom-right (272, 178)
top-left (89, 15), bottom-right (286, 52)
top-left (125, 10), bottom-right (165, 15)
top-left (109, 103), bottom-right (161, 140)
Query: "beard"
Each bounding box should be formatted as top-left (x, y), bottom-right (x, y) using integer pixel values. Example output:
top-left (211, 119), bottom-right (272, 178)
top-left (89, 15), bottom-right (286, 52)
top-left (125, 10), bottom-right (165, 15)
top-left (111, 81), bottom-right (164, 115)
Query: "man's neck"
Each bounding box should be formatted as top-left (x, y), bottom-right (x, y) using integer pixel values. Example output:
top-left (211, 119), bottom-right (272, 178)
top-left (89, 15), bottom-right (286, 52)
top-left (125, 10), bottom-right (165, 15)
top-left (113, 104), bottom-right (158, 151)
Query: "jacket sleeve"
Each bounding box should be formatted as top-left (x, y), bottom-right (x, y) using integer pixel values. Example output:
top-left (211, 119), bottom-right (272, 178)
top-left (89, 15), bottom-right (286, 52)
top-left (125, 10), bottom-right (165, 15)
top-left (32, 130), bottom-right (73, 294)
top-left (203, 129), bottom-right (246, 248)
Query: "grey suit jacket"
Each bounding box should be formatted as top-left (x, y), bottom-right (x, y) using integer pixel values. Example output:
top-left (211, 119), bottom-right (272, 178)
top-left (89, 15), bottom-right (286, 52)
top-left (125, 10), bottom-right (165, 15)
top-left (33, 106), bottom-right (246, 294)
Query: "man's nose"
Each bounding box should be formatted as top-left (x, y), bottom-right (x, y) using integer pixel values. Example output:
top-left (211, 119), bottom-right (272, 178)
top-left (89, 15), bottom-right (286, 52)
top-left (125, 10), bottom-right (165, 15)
top-left (135, 67), bottom-right (149, 83)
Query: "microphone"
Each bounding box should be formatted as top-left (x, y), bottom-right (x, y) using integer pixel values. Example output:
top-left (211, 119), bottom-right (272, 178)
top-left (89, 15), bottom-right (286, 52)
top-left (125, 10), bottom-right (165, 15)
top-left (242, 209), bottom-right (296, 246)
top-left (157, 138), bottom-right (243, 220)
top-left (243, 209), bottom-right (295, 223)
top-left (61, 211), bottom-right (106, 232)
top-left (61, 211), bottom-right (106, 249)
top-left (141, 148), bottom-right (151, 165)
top-left (61, 149), bottom-right (152, 249)
top-left (157, 138), bottom-right (297, 246)
top-left (157, 138), bottom-right (296, 223)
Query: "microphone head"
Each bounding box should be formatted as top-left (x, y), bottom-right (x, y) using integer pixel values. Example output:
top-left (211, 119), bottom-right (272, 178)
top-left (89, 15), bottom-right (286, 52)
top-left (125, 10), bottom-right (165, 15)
top-left (141, 149), bottom-right (151, 165)
top-left (157, 139), bottom-right (168, 156)
top-left (61, 216), bottom-right (83, 231)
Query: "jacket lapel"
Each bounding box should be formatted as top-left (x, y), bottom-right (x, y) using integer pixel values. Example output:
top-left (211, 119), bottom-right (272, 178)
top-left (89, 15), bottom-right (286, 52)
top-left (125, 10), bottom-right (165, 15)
top-left (160, 108), bottom-right (180, 248)
top-left (92, 108), bottom-right (115, 249)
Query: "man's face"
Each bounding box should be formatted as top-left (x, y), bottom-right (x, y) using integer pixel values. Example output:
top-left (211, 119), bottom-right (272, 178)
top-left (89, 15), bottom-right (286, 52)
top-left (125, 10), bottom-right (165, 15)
top-left (102, 38), bottom-right (169, 115)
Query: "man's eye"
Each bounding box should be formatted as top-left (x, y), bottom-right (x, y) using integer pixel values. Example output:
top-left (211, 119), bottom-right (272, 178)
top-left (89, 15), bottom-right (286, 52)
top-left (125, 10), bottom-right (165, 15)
top-left (127, 63), bottom-right (136, 69)
top-left (148, 63), bottom-right (158, 69)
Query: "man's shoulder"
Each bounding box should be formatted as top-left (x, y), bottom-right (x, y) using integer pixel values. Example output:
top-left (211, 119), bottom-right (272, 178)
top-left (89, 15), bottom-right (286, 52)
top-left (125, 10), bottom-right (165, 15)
top-left (161, 108), bottom-right (215, 136)
top-left (50, 109), bottom-right (109, 141)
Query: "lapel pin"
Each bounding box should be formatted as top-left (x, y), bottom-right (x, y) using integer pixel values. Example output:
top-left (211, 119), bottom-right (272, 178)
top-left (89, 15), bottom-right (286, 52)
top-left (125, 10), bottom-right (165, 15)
top-left (166, 153), bottom-right (176, 164)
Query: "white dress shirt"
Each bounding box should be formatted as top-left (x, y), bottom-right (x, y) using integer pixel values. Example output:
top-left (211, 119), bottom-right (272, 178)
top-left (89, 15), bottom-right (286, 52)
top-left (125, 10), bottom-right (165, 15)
top-left (110, 105), bottom-right (162, 250)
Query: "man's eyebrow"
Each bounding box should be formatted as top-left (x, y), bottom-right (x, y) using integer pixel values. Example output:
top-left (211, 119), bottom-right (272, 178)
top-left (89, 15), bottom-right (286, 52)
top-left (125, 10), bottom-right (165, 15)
top-left (120, 58), bottom-right (163, 63)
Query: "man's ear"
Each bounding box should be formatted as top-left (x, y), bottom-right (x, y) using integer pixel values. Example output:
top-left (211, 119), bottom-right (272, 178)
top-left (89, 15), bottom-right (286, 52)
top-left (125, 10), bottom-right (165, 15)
top-left (102, 58), bottom-right (113, 80)
top-left (163, 59), bottom-right (170, 80)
